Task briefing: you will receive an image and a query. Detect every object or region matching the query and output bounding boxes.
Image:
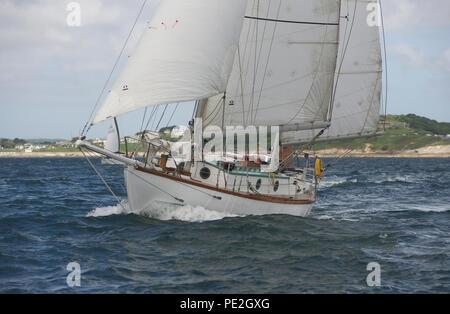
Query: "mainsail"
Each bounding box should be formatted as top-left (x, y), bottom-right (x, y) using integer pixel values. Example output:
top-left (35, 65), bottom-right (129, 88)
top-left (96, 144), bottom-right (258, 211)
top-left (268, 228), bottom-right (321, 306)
top-left (198, 0), bottom-right (342, 131)
top-left (281, 0), bottom-right (383, 145)
top-left (92, 0), bottom-right (248, 125)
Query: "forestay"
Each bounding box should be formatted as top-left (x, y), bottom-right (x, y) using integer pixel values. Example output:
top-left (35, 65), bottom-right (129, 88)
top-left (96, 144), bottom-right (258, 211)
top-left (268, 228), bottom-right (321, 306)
top-left (281, 0), bottom-right (383, 145)
top-left (92, 0), bottom-right (248, 125)
top-left (198, 0), bottom-right (341, 131)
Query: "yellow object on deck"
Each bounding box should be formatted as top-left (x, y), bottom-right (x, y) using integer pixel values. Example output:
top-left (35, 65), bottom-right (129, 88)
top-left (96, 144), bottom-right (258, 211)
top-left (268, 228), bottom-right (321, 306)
top-left (160, 154), bottom-right (168, 171)
top-left (269, 172), bottom-right (280, 185)
top-left (315, 158), bottom-right (325, 178)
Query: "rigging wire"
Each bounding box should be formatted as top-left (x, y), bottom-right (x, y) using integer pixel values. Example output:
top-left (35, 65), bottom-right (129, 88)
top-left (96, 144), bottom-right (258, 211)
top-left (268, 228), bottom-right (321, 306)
top-left (166, 103), bottom-right (180, 127)
top-left (79, 149), bottom-right (114, 209)
top-left (379, 0), bottom-right (389, 129)
top-left (250, 0), bottom-right (273, 125)
top-left (360, 0), bottom-right (388, 133)
top-left (230, 22), bottom-right (252, 126)
top-left (237, 45), bottom-right (246, 126)
top-left (323, 147), bottom-right (356, 171)
top-left (155, 104), bottom-right (169, 131)
top-left (149, 105), bottom-right (161, 131)
top-left (203, 96), bottom-right (227, 124)
top-left (81, 0), bottom-right (149, 137)
top-left (307, 0), bottom-right (385, 151)
top-left (204, 97), bottom-right (226, 128)
top-left (80, 148), bottom-right (127, 211)
top-left (126, 169), bottom-right (185, 203)
top-left (191, 101), bottom-right (198, 120)
top-left (145, 105), bottom-right (159, 130)
top-left (248, 0), bottom-right (261, 126)
top-left (251, 0), bottom-right (281, 125)
top-left (80, 142), bottom-right (188, 205)
top-left (139, 107), bottom-right (149, 134)
top-left (329, 0), bottom-right (358, 122)
top-left (239, 3), bottom-right (259, 126)
top-left (135, 105), bottom-right (159, 157)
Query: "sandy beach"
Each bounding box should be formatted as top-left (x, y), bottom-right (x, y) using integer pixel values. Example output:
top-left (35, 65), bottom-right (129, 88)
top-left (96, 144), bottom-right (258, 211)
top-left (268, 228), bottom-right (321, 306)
top-left (313, 145), bottom-right (450, 158)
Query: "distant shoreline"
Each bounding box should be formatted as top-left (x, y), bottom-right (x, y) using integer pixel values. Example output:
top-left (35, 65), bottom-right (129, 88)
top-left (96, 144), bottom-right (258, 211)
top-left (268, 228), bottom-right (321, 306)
top-left (316, 153), bottom-right (450, 158)
top-left (313, 144), bottom-right (450, 158)
top-left (0, 152), bottom-right (100, 158)
top-left (1, 151), bottom-right (449, 159)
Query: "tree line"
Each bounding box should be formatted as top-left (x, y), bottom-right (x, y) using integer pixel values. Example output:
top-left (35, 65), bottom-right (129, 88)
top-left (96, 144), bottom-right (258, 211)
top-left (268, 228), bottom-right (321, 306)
top-left (0, 138), bottom-right (27, 149)
top-left (396, 114), bottom-right (450, 135)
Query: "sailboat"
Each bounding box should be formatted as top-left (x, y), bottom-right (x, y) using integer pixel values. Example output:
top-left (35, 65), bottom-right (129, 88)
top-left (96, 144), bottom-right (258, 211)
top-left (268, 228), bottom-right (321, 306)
top-left (76, 0), bottom-right (385, 217)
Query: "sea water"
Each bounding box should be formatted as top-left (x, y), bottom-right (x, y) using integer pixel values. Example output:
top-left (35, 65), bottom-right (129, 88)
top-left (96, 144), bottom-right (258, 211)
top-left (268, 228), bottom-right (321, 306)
top-left (0, 157), bottom-right (448, 293)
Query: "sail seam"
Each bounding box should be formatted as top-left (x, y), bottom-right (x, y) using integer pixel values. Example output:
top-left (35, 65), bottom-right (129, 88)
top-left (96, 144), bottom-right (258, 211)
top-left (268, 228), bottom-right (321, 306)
top-left (338, 70), bottom-right (382, 74)
top-left (244, 16), bottom-right (339, 26)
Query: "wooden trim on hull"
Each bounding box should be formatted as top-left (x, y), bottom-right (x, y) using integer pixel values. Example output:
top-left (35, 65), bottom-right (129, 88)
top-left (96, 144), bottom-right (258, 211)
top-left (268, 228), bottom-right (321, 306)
top-left (135, 166), bottom-right (315, 205)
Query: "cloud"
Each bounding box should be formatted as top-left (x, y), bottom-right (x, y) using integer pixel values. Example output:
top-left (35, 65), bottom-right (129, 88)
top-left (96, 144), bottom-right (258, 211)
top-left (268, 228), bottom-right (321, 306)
top-left (383, 0), bottom-right (450, 31)
top-left (390, 44), bottom-right (426, 68)
top-left (438, 49), bottom-right (450, 72)
top-left (390, 44), bottom-right (450, 76)
top-left (0, 0), bottom-right (154, 83)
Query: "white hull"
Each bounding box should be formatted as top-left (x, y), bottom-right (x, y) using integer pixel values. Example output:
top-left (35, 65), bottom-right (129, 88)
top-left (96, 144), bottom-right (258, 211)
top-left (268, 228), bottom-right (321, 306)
top-left (124, 167), bottom-right (314, 217)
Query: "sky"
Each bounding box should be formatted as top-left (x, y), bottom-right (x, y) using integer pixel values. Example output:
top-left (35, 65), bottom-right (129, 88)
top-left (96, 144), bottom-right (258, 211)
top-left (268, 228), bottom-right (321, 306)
top-left (0, 0), bottom-right (449, 140)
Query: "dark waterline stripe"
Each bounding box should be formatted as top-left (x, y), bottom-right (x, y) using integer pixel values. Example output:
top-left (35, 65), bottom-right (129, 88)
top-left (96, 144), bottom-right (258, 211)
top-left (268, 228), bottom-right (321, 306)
top-left (244, 15), bottom-right (339, 26)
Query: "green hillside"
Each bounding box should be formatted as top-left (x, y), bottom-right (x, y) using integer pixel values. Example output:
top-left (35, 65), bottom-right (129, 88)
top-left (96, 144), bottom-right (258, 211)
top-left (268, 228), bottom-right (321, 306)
top-left (396, 114), bottom-right (450, 135)
top-left (307, 114), bottom-right (450, 152)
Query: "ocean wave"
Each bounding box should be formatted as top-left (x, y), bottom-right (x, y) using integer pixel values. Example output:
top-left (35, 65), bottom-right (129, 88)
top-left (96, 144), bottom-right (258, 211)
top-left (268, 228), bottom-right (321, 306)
top-left (319, 177), bottom-right (353, 188)
top-left (407, 204), bottom-right (450, 213)
top-left (320, 173), bottom-right (420, 188)
top-left (86, 202), bottom-right (135, 217)
top-left (316, 215), bottom-right (334, 220)
top-left (313, 213), bottom-right (361, 222)
top-left (371, 174), bottom-right (418, 184)
top-left (87, 201), bottom-right (238, 222)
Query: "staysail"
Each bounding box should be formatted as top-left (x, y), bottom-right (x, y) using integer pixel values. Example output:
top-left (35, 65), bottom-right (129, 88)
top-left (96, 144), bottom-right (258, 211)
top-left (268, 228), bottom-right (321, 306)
top-left (104, 118), bottom-right (120, 153)
top-left (198, 0), bottom-right (342, 131)
top-left (92, 0), bottom-right (248, 125)
top-left (281, 0), bottom-right (383, 145)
